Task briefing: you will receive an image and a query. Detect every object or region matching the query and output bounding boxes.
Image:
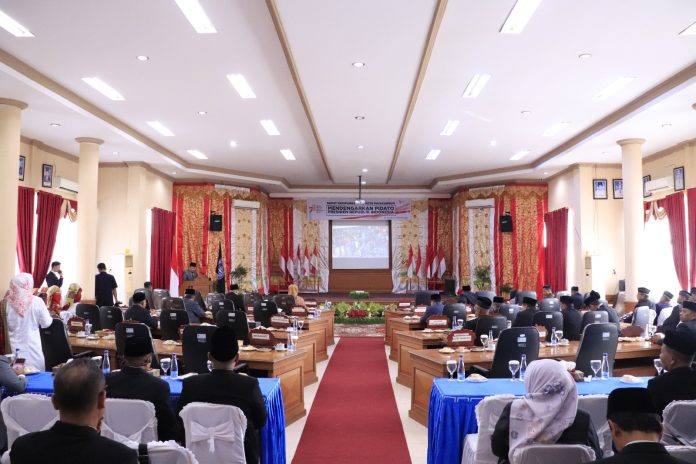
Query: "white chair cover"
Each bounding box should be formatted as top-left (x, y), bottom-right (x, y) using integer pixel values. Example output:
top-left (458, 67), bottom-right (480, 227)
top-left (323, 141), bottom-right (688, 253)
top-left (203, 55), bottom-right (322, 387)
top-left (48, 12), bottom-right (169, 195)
top-left (511, 444), bottom-right (596, 464)
top-left (577, 394), bottom-right (612, 457)
top-left (656, 306), bottom-right (673, 326)
top-left (461, 394), bottom-right (516, 464)
top-left (101, 398), bottom-right (158, 444)
top-left (0, 394), bottom-right (58, 448)
top-left (126, 441), bottom-right (200, 464)
top-left (666, 445), bottom-right (696, 464)
top-left (663, 400), bottom-right (696, 446)
top-left (179, 402), bottom-right (247, 464)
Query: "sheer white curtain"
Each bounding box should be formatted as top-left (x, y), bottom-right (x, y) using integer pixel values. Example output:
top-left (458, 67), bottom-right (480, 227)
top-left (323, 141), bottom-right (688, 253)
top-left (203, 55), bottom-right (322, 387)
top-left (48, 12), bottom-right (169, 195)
top-left (644, 216), bottom-right (680, 293)
top-left (48, 218), bottom-right (77, 286)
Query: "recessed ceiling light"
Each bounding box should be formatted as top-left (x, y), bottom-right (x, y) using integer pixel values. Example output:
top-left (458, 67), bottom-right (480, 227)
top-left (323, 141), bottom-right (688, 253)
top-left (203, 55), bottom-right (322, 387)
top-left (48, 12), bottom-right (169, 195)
top-left (354, 116), bottom-right (365, 120)
top-left (542, 122), bottom-right (571, 137)
top-left (679, 20), bottom-right (696, 35)
top-left (187, 149), bottom-right (208, 160)
top-left (500, 0), bottom-right (542, 34)
top-left (490, 139), bottom-right (497, 146)
top-left (662, 123), bottom-right (672, 128)
top-left (510, 149), bottom-right (530, 161)
top-left (260, 120), bottom-right (280, 135)
top-left (197, 111), bottom-right (207, 115)
top-left (426, 149), bottom-right (441, 160)
top-left (230, 140), bottom-right (238, 147)
top-left (521, 110), bottom-right (531, 116)
top-left (82, 77), bottom-right (125, 101)
top-left (440, 120), bottom-right (460, 136)
top-left (462, 74), bottom-right (491, 99)
top-left (361, 180), bottom-right (366, 185)
top-left (49, 123), bottom-right (61, 127)
top-left (593, 77), bottom-right (635, 100)
top-left (352, 62), bottom-right (365, 68)
top-left (543, 171), bottom-right (549, 175)
top-left (174, 0), bottom-right (216, 33)
top-left (357, 145), bottom-right (365, 150)
top-left (136, 55), bottom-right (149, 61)
top-left (172, 171), bottom-right (177, 175)
top-left (0, 9), bottom-right (34, 37)
top-left (578, 53), bottom-right (592, 59)
top-left (147, 121), bottom-right (174, 136)
top-left (280, 149), bottom-right (296, 161)
top-left (112, 151), bottom-right (119, 155)
top-left (226, 74), bottom-right (256, 99)
top-left (362, 168), bottom-right (368, 173)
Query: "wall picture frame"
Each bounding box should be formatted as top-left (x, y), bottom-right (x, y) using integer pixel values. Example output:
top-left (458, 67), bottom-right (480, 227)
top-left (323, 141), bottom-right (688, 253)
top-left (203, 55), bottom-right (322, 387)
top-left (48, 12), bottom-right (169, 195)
top-left (42, 163), bottom-right (53, 188)
top-left (612, 178), bottom-right (623, 199)
top-left (643, 175), bottom-right (652, 198)
top-left (593, 178), bottom-right (608, 199)
top-left (674, 166), bottom-right (685, 191)
top-left (18, 155), bottom-right (25, 181)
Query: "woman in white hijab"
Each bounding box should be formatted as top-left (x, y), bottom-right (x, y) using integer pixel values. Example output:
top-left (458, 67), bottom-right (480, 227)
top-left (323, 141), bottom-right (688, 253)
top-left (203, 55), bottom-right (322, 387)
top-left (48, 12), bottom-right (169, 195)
top-left (6, 273), bottom-right (54, 371)
top-left (491, 359), bottom-right (602, 463)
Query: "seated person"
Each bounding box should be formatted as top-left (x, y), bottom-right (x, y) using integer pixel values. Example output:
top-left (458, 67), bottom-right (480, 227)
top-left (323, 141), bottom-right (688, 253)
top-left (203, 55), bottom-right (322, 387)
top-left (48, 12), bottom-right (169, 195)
top-left (142, 281), bottom-right (154, 310)
top-left (654, 300), bottom-right (696, 341)
top-left (183, 288), bottom-right (205, 323)
top-left (512, 297), bottom-right (538, 328)
top-left (178, 327), bottom-right (268, 463)
top-left (560, 295), bottom-right (582, 341)
top-left (570, 285), bottom-right (584, 310)
top-left (10, 358), bottom-right (138, 464)
top-left (457, 285), bottom-right (477, 306)
top-left (420, 293), bottom-right (444, 325)
top-left (105, 335), bottom-right (180, 441)
top-left (542, 284), bottom-right (553, 299)
top-left (490, 296), bottom-right (504, 315)
top-left (594, 388), bottom-right (688, 464)
top-left (657, 290), bottom-right (691, 333)
top-left (124, 292), bottom-right (158, 329)
top-left (46, 285), bottom-right (62, 318)
top-left (464, 296), bottom-right (492, 332)
top-left (225, 283), bottom-right (245, 311)
top-left (585, 290), bottom-right (620, 328)
top-left (636, 287), bottom-right (655, 309)
top-left (647, 331), bottom-right (696, 415)
top-left (654, 291), bottom-right (674, 323)
top-left (491, 359), bottom-right (601, 463)
top-left (287, 284), bottom-right (306, 308)
top-left (182, 262), bottom-right (198, 281)
top-left (0, 353), bottom-right (28, 450)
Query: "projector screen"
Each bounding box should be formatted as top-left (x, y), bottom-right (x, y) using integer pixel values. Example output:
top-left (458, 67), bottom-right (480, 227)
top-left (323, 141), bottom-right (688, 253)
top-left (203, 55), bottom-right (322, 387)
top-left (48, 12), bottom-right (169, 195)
top-left (331, 220), bottom-right (390, 269)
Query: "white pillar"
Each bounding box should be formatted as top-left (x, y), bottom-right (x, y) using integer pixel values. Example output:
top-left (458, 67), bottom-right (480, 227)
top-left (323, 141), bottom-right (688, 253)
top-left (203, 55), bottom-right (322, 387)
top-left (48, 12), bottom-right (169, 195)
top-left (76, 137), bottom-right (103, 300)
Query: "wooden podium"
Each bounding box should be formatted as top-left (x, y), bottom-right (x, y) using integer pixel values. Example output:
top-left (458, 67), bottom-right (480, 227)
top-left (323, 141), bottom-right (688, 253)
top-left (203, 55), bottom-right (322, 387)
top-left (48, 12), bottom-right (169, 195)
top-left (179, 274), bottom-right (212, 298)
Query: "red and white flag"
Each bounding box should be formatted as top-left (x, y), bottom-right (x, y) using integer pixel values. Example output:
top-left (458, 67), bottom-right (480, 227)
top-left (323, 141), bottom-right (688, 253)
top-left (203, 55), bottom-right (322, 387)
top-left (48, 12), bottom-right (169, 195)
top-left (437, 248), bottom-right (446, 278)
top-left (295, 245), bottom-right (302, 280)
top-left (406, 245), bottom-right (415, 279)
top-left (311, 245), bottom-right (319, 275)
top-left (279, 242), bottom-right (288, 277)
top-left (303, 245), bottom-right (311, 277)
top-left (415, 247), bottom-right (422, 278)
top-left (425, 246), bottom-right (432, 279)
top-left (430, 247), bottom-right (439, 279)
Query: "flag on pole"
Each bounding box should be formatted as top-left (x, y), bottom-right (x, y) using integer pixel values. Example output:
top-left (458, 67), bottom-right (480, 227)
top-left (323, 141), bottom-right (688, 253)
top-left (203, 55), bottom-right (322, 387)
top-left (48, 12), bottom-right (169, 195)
top-left (295, 245), bottom-right (302, 281)
top-left (303, 245), bottom-right (310, 277)
top-left (415, 247), bottom-right (422, 278)
top-left (279, 241), bottom-right (287, 277)
top-left (437, 247), bottom-right (446, 278)
top-left (406, 245), bottom-right (415, 279)
top-left (425, 246), bottom-right (432, 279)
top-left (311, 245), bottom-right (319, 275)
top-left (216, 242), bottom-right (225, 293)
top-left (431, 247), bottom-right (439, 279)
top-left (286, 243), bottom-right (295, 280)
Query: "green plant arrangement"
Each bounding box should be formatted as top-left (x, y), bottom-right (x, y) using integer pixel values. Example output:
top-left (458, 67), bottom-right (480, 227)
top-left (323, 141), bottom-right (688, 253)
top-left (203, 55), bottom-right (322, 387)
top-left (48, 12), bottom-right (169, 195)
top-left (334, 301), bottom-right (386, 324)
top-left (499, 283), bottom-right (513, 298)
top-left (473, 266), bottom-right (492, 291)
top-left (229, 264), bottom-right (248, 288)
top-left (348, 290), bottom-right (370, 300)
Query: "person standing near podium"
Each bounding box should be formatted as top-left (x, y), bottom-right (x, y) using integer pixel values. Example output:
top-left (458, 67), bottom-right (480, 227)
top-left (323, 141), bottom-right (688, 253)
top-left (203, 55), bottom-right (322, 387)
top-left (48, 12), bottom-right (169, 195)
top-left (183, 262), bottom-right (198, 281)
top-left (45, 261), bottom-right (63, 288)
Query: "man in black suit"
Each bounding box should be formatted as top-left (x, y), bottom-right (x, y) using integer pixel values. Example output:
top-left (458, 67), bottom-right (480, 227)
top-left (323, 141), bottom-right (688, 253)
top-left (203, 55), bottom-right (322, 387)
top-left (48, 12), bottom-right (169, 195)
top-left (179, 326), bottom-right (267, 463)
top-left (45, 261), bottom-right (63, 288)
top-left (570, 286), bottom-right (584, 310)
top-left (183, 288), bottom-right (205, 323)
top-left (594, 388), bottom-right (689, 464)
top-left (512, 296), bottom-right (537, 328)
top-left (635, 287), bottom-right (655, 309)
top-left (657, 290), bottom-right (690, 334)
top-left (225, 283), bottom-right (245, 311)
top-left (105, 335), bottom-right (180, 441)
top-left (490, 296), bottom-right (504, 316)
top-left (647, 331), bottom-right (696, 415)
top-left (560, 295), bottom-right (582, 341)
top-left (10, 358), bottom-right (137, 464)
top-left (457, 285), bottom-right (477, 306)
top-left (95, 262), bottom-right (120, 307)
top-left (675, 300), bottom-right (696, 339)
top-left (585, 290), bottom-right (620, 328)
top-left (124, 292), bottom-right (158, 329)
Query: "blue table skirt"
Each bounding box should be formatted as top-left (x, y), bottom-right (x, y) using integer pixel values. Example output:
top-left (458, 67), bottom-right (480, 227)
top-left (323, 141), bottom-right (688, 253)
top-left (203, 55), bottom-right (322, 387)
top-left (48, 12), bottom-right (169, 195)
top-left (24, 372), bottom-right (286, 464)
top-left (427, 376), bottom-right (650, 464)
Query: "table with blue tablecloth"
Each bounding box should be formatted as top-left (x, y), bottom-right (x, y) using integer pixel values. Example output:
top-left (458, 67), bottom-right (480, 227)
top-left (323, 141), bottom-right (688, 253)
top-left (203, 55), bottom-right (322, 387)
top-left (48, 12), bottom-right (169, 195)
top-left (427, 376), bottom-right (650, 464)
top-left (24, 372), bottom-right (287, 464)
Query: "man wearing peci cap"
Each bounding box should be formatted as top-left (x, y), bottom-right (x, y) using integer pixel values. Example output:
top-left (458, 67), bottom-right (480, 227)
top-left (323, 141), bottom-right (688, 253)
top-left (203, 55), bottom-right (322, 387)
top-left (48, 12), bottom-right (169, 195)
top-left (635, 287), bottom-right (655, 309)
top-left (124, 292), bottom-right (157, 329)
top-left (457, 285), bottom-right (477, 306)
top-left (183, 288), bottom-right (205, 323)
top-left (512, 297), bottom-right (538, 328)
top-left (183, 262), bottom-right (198, 281)
top-left (647, 331), bottom-right (696, 415)
top-left (464, 297), bottom-right (493, 337)
top-left (178, 326), bottom-right (267, 464)
top-left (420, 293), bottom-right (444, 326)
top-left (225, 283), bottom-right (245, 312)
top-left (675, 300), bottom-right (696, 340)
top-left (585, 290), bottom-right (620, 328)
top-left (490, 296), bottom-right (505, 315)
top-left (105, 335), bottom-right (180, 441)
top-left (593, 388), bottom-right (689, 464)
top-left (657, 290), bottom-right (691, 334)
top-left (570, 286), bottom-right (584, 310)
top-left (560, 295), bottom-right (582, 341)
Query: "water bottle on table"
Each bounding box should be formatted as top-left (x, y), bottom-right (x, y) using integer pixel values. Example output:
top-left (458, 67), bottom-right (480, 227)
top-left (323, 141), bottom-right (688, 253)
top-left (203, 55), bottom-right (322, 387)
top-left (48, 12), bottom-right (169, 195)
top-left (601, 352), bottom-right (610, 380)
top-left (102, 350), bottom-right (110, 374)
top-left (519, 354), bottom-right (527, 381)
top-left (85, 319), bottom-right (91, 336)
top-left (170, 353), bottom-right (179, 379)
top-left (457, 354), bottom-right (465, 381)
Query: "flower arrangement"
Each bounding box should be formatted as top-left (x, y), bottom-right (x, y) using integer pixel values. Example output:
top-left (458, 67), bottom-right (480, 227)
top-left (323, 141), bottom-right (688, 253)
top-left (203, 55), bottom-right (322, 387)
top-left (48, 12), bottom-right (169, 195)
top-left (333, 301), bottom-right (389, 324)
top-left (349, 290), bottom-right (370, 300)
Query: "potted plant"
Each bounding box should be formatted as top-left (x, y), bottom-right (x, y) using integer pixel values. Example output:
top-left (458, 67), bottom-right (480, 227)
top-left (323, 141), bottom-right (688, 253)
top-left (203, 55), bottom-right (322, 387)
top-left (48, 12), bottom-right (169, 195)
top-left (473, 266), bottom-right (492, 291)
top-left (230, 264), bottom-right (248, 289)
top-left (499, 283), bottom-right (513, 300)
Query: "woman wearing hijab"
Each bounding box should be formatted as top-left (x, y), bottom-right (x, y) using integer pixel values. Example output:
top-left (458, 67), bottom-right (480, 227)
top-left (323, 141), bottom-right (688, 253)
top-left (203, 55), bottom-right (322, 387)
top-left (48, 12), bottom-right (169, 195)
top-left (45, 285), bottom-right (62, 318)
top-left (6, 273), bottom-right (54, 371)
top-left (491, 359), bottom-right (602, 463)
top-left (288, 284), bottom-right (307, 308)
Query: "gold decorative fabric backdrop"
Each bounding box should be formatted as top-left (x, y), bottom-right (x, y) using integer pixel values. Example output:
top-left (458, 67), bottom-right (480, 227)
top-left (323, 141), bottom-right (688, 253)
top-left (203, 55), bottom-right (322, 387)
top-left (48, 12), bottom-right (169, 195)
top-left (472, 207), bottom-right (492, 271)
top-left (428, 199), bottom-right (453, 275)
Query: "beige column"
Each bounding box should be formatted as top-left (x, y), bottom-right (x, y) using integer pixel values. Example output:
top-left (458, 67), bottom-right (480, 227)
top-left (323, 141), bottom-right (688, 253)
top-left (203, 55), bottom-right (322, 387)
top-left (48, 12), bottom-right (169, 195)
top-left (0, 99), bottom-right (26, 291)
top-left (617, 138), bottom-right (645, 312)
top-left (76, 137), bottom-right (103, 300)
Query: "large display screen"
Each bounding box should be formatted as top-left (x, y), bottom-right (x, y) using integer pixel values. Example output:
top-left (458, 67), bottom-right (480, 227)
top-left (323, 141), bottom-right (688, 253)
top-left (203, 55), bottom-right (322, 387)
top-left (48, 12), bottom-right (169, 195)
top-left (331, 220), bottom-right (390, 269)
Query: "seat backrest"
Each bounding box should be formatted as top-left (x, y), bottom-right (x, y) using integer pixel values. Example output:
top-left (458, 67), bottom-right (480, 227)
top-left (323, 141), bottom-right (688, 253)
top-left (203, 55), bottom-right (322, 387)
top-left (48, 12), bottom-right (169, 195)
top-left (555, 291), bottom-right (570, 297)
top-left (75, 303), bottom-right (102, 330)
top-left (474, 394), bottom-right (516, 464)
top-left (539, 298), bottom-right (560, 312)
top-left (39, 319), bottom-right (72, 371)
top-left (415, 291), bottom-right (437, 306)
top-left (205, 293), bottom-right (224, 308)
top-left (512, 444), bottom-right (596, 464)
top-left (1, 394), bottom-right (58, 448)
top-left (532, 311), bottom-right (563, 335)
top-left (632, 307), bottom-right (651, 329)
top-left (100, 306), bottom-right (124, 330)
top-left (102, 398), bottom-right (157, 444)
top-left (273, 294), bottom-right (296, 313)
top-left (580, 311), bottom-right (608, 332)
top-left (475, 316), bottom-right (508, 342)
top-left (126, 441), bottom-right (198, 464)
top-left (244, 292), bottom-right (264, 307)
top-left (490, 328), bottom-right (540, 378)
top-left (211, 299), bottom-right (234, 317)
top-left (577, 395), bottom-right (612, 457)
top-left (500, 304), bottom-right (521, 322)
top-left (663, 400), bottom-right (696, 447)
top-left (442, 303), bottom-right (468, 324)
top-left (476, 291), bottom-right (496, 301)
top-left (152, 289), bottom-right (170, 310)
top-left (115, 322), bottom-right (160, 370)
top-left (162, 297), bottom-right (185, 311)
top-left (575, 323), bottom-right (618, 377)
top-left (215, 310), bottom-right (249, 344)
top-left (665, 446), bottom-right (696, 464)
top-left (182, 325), bottom-right (218, 374)
top-left (179, 402), bottom-right (247, 464)
top-left (160, 309), bottom-right (190, 341)
top-left (515, 291), bottom-right (537, 305)
top-left (253, 301), bottom-right (276, 328)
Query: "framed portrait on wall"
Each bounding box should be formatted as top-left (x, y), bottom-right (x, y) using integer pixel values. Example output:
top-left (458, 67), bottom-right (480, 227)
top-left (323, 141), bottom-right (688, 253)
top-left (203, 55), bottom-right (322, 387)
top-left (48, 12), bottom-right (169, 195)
top-left (593, 178), bottom-right (608, 199)
top-left (643, 175), bottom-right (652, 198)
top-left (18, 155), bottom-right (25, 181)
top-left (42, 164), bottom-right (53, 188)
top-left (674, 166), bottom-right (685, 191)
top-left (612, 179), bottom-right (623, 199)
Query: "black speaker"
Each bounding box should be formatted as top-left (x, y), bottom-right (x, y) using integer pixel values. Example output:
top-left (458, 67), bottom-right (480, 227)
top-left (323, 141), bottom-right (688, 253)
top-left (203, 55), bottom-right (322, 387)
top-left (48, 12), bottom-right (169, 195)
top-left (499, 214), bottom-right (513, 232)
top-left (209, 214), bottom-right (223, 231)
top-left (444, 279), bottom-right (456, 294)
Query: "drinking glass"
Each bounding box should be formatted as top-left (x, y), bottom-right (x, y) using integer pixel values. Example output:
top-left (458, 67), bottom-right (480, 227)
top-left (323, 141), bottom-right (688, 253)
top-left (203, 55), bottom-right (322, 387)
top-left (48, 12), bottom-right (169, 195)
top-left (590, 359), bottom-right (601, 381)
top-left (654, 358), bottom-right (663, 376)
top-left (291, 334), bottom-right (299, 350)
top-left (298, 320), bottom-right (304, 331)
top-left (648, 325), bottom-right (657, 338)
top-left (206, 360), bottom-right (213, 372)
top-left (446, 359), bottom-right (457, 381)
top-left (555, 330), bottom-right (564, 342)
top-left (160, 358), bottom-right (171, 379)
top-left (508, 360), bottom-right (520, 381)
top-left (479, 334), bottom-right (489, 349)
top-left (457, 319), bottom-right (464, 329)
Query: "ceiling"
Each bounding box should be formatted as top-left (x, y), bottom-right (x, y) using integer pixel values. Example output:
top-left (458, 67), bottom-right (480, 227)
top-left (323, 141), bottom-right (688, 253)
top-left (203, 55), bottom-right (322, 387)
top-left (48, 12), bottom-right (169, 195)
top-left (0, 0), bottom-right (695, 194)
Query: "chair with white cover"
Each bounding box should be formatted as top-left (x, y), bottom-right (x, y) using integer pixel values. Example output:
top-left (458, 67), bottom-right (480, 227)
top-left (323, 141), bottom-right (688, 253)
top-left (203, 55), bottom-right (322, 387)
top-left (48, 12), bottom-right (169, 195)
top-left (662, 400), bottom-right (696, 446)
top-left (656, 306), bottom-right (673, 326)
top-left (577, 395), bottom-right (612, 458)
top-left (511, 444), bottom-right (596, 464)
top-left (461, 394), bottom-right (516, 464)
top-left (101, 398), bottom-right (158, 445)
top-left (126, 441), bottom-right (200, 464)
top-left (666, 446), bottom-right (696, 464)
top-left (179, 402), bottom-right (247, 464)
top-left (1, 394), bottom-right (58, 448)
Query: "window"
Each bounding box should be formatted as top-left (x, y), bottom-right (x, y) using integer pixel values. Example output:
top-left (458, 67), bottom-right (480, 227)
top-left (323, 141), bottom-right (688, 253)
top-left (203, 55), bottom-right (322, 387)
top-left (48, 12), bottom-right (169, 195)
top-left (643, 214), bottom-right (680, 294)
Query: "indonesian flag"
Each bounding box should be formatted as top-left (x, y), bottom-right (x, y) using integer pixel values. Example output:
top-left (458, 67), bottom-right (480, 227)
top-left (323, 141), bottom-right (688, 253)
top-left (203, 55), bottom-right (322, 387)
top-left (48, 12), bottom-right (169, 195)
top-left (279, 242), bottom-right (288, 277)
top-left (425, 246), bottom-right (432, 279)
top-left (303, 245), bottom-right (311, 277)
top-left (311, 245), bottom-right (319, 275)
top-left (431, 247), bottom-right (439, 279)
top-left (415, 247), bottom-right (422, 278)
top-left (295, 245), bottom-right (302, 280)
top-left (406, 245), bottom-right (415, 279)
top-left (437, 248), bottom-right (446, 278)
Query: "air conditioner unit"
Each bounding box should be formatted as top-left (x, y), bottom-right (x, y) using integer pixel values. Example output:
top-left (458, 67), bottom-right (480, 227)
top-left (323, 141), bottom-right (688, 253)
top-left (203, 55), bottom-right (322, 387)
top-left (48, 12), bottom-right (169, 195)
top-left (645, 176), bottom-right (673, 193)
top-left (57, 177), bottom-right (78, 193)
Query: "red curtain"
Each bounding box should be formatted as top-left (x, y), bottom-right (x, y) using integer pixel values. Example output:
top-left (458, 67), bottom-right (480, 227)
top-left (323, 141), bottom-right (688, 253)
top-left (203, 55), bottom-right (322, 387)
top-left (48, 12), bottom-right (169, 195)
top-left (688, 188), bottom-right (696, 288)
top-left (658, 192), bottom-right (689, 289)
top-left (32, 191), bottom-right (63, 287)
top-left (150, 207), bottom-right (175, 290)
top-left (543, 208), bottom-right (568, 293)
top-left (16, 187), bottom-right (34, 274)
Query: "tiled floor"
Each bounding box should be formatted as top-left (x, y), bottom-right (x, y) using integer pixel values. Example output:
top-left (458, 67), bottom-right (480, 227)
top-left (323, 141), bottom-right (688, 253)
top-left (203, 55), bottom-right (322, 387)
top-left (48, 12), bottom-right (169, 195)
top-left (284, 338), bottom-right (429, 463)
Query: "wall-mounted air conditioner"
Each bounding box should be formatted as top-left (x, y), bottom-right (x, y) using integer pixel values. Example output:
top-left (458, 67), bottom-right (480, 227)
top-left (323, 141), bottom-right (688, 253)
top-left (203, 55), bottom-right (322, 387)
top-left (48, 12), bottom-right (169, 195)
top-left (57, 177), bottom-right (78, 193)
top-left (645, 176), bottom-right (673, 193)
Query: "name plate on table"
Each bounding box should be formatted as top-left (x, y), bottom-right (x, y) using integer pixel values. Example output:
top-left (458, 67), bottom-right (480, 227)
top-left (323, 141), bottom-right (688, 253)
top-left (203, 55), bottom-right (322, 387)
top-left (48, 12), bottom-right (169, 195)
top-left (68, 317), bottom-right (85, 333)
top-left (535, 325), bottom-right (547, 341)
top-left (427, 316), bottom-right (449, 328)
top-left (447, 329), bottom-right (475, 347)
top-left (305, 300), bottom-right (317, 307)
top-left (271, 315), bottom-right (290, 328)
top-left (292, 307), bottom-right (307, 316)
top-left (246, 306), bottom-right (254, 314)
top-left (249, 328), bottom-right (276, 347)
top-left (414, 306), bottom-right (427, 315)
top-left (398, 302), bottom-right (411, 308)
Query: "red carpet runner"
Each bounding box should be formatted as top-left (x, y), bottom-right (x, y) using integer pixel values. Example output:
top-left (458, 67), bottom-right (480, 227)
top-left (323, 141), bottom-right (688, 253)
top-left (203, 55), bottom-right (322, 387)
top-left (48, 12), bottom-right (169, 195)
top-left (292, 338), bottom-right (411, 463)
